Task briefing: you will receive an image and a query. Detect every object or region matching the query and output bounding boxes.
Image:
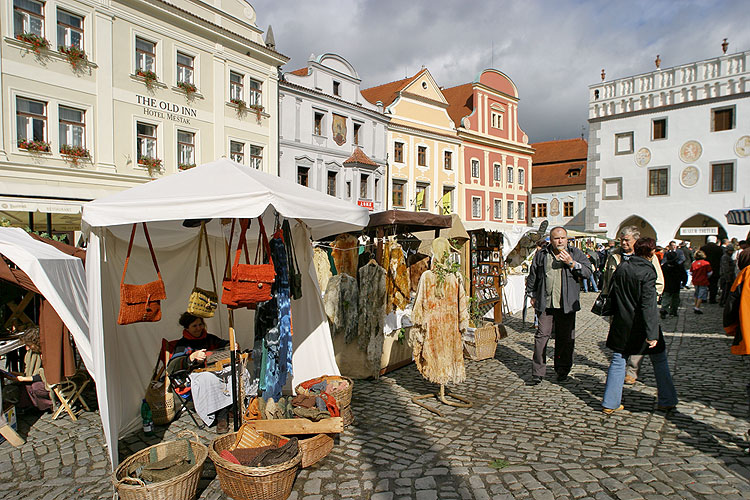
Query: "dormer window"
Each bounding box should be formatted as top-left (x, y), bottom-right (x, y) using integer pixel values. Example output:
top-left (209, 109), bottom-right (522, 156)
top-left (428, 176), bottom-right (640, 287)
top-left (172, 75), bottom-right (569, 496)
top-left (333, 81), bottom-right (340, 97)
top-left (567, 168), bottom-right (581, 178)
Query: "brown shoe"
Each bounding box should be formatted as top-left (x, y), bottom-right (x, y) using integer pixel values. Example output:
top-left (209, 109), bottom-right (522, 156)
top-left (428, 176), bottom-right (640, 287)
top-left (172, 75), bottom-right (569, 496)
top-left (602, 405), bottom-right (624, 415)
top-left (624, 376), bottom-right (636, 385)
top-left (216, 417), bottom-right (229, 434)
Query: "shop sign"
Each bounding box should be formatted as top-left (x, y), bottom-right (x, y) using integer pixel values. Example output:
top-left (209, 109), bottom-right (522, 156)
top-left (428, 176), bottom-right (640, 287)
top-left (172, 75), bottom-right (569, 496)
top-left (679, 227), bottom-right (718, 236)
top-left (136, 95), bottom-right (196, 124)
top-left (357, 200), bottom-right (374, 210)
top-left (598, 223), bottom-right (607, 227)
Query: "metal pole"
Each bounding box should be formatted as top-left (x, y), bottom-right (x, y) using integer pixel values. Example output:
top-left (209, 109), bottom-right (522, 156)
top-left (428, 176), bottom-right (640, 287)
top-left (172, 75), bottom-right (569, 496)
top-left (46, 213), bottom-right (52, 236)
top-left (228, 311), bottom-right (240, 431)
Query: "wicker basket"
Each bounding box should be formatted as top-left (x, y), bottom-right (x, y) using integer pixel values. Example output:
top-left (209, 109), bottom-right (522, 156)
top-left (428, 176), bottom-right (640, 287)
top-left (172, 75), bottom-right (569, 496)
top-left (340, 404), bottom-right (354, 427)
top-left (209, 432), bottom-right (301, 500)
top-left (113, 430), bottom-right (208, 500)
top-left (464, 323), bottom-right (500, 361)
top-left (281, 433), bottom-right (334, 468)
top-left (294, 375), bottom-right (353, 409)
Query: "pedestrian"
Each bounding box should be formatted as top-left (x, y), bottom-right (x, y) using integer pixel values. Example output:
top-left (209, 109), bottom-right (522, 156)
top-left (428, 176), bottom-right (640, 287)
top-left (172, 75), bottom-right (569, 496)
top-left (601, 237), bottom-right (678, 414)
top-left (690, 250), bottom-right (713, 314)
top-left (700, 236), bottom-right (723, 304)
top-left (680, 241), bottom-right (694, 288)
top-left (660, 251), bottom-right (686, 318)
top-left (725, 249), bottom-right (750, 354)
top-left (525, 226), bottom-right (593, 385)
top-left (719, 245), bottom-right (737, 307)
top-left (583, 240), bottom-right (600, 293)
top-left (602, 226), bottom-right (664, 385)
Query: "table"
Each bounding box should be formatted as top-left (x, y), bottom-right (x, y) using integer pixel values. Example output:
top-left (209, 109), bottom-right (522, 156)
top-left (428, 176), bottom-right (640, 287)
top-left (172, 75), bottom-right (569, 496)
top-left (0, 339), bottom-right (23, 356)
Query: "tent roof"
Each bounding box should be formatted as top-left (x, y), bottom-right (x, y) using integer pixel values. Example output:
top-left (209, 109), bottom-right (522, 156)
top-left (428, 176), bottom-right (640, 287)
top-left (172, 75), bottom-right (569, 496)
top-left (365, 210), bottom-right (452, 235)
top-left (727, 208), bottom-right (750, 225)
top-left (82, 159), bottom-right (370, 240)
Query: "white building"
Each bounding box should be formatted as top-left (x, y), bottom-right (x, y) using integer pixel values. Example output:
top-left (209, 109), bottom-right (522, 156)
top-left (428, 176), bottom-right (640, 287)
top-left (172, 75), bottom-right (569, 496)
top-left (1, 0), bottom-right (286, 238)
top-left (279, 53), bottom-right (388, 212)
top-left (530, 138), bottom-right (587, 232)
top-left (586, 47), bottom-right (750, 245)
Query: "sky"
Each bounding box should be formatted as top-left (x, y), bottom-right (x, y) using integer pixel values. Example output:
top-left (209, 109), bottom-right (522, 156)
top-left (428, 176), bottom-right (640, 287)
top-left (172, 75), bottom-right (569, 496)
top-left (249, 0), bottom-right (750, 144)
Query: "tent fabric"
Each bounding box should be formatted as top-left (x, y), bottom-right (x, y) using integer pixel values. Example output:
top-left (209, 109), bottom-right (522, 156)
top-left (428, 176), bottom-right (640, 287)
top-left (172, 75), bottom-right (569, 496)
top-left (0, 228), bottom-right (91, 373)
top-left (365, 210), bottom-right (452, 235)
top-left (82, 160), bottom-right (369, 469)
top-left (727, 209), bottom-right (750, 225)
top-left (39, 298), bottom-right (76, 385)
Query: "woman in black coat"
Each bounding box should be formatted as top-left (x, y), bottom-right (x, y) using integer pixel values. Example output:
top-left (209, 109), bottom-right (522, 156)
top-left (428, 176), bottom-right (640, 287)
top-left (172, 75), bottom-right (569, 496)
top-left (601, 237), bottom-right (678, 414)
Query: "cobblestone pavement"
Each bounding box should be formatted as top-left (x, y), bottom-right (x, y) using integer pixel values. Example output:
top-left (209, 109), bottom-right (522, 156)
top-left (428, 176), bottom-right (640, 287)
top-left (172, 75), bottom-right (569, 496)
top-left (2, 290), bottom-right (750, 499)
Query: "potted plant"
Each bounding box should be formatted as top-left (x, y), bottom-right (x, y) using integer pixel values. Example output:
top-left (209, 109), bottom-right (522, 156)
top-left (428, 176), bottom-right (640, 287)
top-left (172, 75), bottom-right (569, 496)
top-left (139, 156), bottom-right (162, 176)
top-left (16, 33), bottom-right (50, 54)
top-left (136, 70), bottom-right (158, 90)
top-left (230, 98), bottom-right (247, 116)
top-left (60, 144), bottom-right (90, 165)
top-left (248, 103), bottom-right (264, 122)
top-left (18, 139), bottom-right (51, 153)
top-left (178, 162), bottom-right (196, 171)
top-left (59, 45), bottom-right (87, 70)
top-left (177, 81), bottom-right (197, 98)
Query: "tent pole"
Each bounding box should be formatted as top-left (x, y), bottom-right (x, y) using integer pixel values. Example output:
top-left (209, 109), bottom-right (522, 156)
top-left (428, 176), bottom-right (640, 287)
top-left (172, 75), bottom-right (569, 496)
top-left (228, 310), bottom-right (239, 431)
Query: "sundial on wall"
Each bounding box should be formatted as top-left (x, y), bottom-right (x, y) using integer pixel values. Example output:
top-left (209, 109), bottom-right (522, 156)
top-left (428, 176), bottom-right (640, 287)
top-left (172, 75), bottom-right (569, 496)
top-left (635, 147), bottom-right (651, 167)
top-left (736, 136), bottom-right (750, 158)
top-left (679, 140), bottom-right (702, 163)
top-left (680, 166), bottom-right (699, 188)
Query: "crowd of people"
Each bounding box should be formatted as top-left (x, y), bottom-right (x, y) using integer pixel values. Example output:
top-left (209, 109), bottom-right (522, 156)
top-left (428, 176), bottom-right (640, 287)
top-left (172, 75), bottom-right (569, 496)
top-left (526, 226), bottom-right (750, 415)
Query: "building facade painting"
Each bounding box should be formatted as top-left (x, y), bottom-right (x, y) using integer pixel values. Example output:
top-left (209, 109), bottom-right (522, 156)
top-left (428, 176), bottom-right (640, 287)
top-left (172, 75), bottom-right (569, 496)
top-left (1, 0), bottom-right (286, 236)
top-left (279, 53), bottom-right (388, 211)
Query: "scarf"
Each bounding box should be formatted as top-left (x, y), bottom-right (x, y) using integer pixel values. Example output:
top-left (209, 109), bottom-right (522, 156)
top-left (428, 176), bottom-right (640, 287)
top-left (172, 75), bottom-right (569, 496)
top-left (182, 328), bottom-right (207, 341)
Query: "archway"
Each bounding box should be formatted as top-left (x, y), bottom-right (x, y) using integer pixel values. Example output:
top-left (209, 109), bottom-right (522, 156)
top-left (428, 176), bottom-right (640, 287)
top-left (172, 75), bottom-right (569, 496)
top-left (674, 213), bottom-right (728, 248)
top-left (616, 215), bottom-right (657, 240)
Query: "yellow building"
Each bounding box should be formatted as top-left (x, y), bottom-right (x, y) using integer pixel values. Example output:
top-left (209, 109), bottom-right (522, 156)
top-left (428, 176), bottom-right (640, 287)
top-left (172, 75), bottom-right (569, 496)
top-left (1, 0), bottom-right (286, 238)
top-left (362, 69), bottom-right (460, 214)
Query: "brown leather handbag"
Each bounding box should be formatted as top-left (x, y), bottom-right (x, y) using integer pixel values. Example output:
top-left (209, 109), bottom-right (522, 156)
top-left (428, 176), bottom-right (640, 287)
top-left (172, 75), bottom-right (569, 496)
top-left (117, 223), bottom-right (167, 325)
top-left (221, 218), bottom-right (276, 309)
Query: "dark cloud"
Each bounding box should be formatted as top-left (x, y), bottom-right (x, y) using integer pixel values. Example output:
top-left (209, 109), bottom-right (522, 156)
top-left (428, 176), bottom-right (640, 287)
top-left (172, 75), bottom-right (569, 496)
top-left (250, 0), bottom-right (749, 142)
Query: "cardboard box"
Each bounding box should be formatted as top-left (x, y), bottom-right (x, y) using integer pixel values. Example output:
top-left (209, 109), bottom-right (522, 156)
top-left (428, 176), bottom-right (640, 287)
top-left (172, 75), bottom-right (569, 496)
top-left (0, 403), bottom-right (17, 444)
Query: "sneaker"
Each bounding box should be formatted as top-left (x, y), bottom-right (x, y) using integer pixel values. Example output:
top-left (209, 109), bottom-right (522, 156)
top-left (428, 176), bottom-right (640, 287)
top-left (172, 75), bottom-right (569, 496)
top-left (216, 417), bottom-right (229, 434)
top-left (602, 405), bottom-right (624, 415)
top-left (693, 308), bottom-right (703, 315)
top-left (624, 375), bottom-right (637, 385)
top-left (527, 376), bottom-right (543, 386)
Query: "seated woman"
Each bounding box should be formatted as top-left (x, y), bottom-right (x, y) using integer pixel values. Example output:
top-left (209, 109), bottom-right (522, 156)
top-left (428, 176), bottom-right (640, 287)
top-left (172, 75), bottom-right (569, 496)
top-left (167, 312), bottom-right (237, 433)
top-left (1, 327), bottom-right (53, 412)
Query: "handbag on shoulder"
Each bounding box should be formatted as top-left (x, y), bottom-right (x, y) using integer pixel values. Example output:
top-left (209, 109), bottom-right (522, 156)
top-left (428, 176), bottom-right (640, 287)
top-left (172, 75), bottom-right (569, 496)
top-left (221, 218), bottom-right (276, 309)
top-left (186, 222), bottom-right (219, 318)
top-left (282, 219), bottom-right (303, 300)
top-left (118, 222), bottom-right (167, 325)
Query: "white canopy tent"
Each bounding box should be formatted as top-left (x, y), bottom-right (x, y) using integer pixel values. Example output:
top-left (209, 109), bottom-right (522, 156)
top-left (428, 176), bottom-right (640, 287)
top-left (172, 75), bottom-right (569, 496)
top-left (0, 228), bottom-right (91, 371)
top-left (82, 159), bottom-right (369, 467)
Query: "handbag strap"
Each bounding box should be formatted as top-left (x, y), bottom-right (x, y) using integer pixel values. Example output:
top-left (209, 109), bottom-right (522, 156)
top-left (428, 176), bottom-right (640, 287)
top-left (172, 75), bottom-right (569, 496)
top-left (121, 222), bottom-right (161, 287)
top-left (252, 217), bottom-right (274, 267)
top-left (282, 219), bottom-right (300, 274)
top-left (231, 219), bottom-right (254, 273)
top-left (193, 222), bottom-right (217, 294)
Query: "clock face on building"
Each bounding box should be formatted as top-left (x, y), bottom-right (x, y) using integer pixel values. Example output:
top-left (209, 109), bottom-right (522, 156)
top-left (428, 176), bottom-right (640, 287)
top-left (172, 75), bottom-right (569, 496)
top-left (680, 166), bottom-right (699, 188)
top-left (679, 140), bottom-right (702, 163)
top-left (736, 136), bottom-right (750, 157)
top-left (635, 147), bottom-right (651, 167)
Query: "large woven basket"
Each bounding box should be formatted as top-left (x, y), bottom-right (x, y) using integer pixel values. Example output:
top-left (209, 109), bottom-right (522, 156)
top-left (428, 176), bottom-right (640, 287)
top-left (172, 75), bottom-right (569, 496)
top-left (145, 379), bottom-right (176, 425)
top-left (209, 432), bottom-right (301, 500)
top-left (295, 375), bottom-right (353, 409)
top-left (113, 430), bottom-right (208, 500)
top-left (464, 323), bottom-right (501, 361)
top-left (340, 404), bottom-right (354, 427)
top-left (281, 433), bottom-right (334, 468)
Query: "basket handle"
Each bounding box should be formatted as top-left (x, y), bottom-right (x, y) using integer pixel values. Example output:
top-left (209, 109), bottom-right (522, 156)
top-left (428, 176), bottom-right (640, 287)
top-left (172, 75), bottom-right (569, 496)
top-left (118, 476), bottom-right (146, 487)
top-left (176, 429), bottom-right (201, 444)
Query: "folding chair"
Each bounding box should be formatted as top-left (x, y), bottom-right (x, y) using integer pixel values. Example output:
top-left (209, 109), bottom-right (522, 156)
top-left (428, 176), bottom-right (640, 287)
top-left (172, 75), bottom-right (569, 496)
top-left (49, 371), bottom-right (90, 421)
top-left (157, 339), bottom-right (204, 429)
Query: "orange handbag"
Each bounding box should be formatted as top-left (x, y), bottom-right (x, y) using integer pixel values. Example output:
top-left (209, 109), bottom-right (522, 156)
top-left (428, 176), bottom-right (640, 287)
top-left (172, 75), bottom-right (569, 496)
top-left (221, 218), bottom-right (276, 309)
top-left (117, 223), bottom-right (167, 325)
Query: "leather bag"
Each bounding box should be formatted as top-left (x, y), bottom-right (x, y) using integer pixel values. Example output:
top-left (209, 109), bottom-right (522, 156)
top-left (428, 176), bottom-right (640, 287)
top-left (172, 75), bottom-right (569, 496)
top-left (282, 219), bottom-right (303, 300)
top-left (221, 218), bottom-right (276, 309)
top-left (591, 292), bottom-right (612, 316)
top-left (118, 223), bottom-right (167, 325)
top-left (186, 222), bottom-right (219, 318)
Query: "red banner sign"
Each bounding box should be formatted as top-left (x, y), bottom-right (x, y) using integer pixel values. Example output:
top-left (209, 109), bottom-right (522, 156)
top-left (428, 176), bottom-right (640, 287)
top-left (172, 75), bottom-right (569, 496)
top-left (358, 200), bottom-right (374, 210)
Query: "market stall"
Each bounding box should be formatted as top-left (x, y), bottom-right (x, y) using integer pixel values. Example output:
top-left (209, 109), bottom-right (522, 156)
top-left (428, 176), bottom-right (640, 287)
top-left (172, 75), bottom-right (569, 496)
top-left (81, 158), bottom-right (369, 468)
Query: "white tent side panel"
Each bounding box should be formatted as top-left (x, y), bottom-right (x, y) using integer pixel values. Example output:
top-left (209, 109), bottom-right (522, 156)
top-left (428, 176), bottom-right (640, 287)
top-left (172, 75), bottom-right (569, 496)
top-left (89, 221), bottom-right (339, 467)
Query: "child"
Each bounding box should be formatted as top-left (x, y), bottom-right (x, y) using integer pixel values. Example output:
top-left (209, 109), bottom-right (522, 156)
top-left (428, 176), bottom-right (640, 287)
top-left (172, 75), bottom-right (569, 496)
top-left (661, 251), bottom-right (687, 317)
top-left (690, 250), bottom-right (712, 314)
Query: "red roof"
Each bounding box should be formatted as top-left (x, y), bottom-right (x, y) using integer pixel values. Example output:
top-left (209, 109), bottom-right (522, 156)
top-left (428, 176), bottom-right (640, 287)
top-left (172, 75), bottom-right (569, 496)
top-left (441, 84), bottom-right (474, 128)
top-left (289, 67), bottom-right (309, 77)
top-left (343, 147), bottom-right (378, 167)
top-left (532, 161), bottom-right (586, 188)
top-left (530, 138), bottom-right (587, 165)
top-left (361, 70), bottom-right (425, 107)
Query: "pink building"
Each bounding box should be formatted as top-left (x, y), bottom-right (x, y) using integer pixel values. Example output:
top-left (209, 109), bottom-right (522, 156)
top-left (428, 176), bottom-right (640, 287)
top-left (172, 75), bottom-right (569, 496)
top-left (443, 69), bottom-right (534, 231)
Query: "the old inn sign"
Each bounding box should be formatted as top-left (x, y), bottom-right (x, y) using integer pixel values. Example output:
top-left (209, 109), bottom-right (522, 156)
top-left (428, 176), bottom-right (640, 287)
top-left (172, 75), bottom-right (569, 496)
top-left (137, 95), bottom-right (196, 124)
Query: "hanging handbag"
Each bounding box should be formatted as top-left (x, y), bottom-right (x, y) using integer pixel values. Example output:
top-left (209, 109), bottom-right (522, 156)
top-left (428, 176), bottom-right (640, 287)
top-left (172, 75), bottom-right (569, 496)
top-left (282, 219), bottom-right (303, 300)
top-left (591, 292), bottom-right (612, 316)
top-left (221, 218), bottom-right (276, 309)
top-left (118, 223), bottom-right (167, 325)
top-left (186, 222), bottom-right (219, 318)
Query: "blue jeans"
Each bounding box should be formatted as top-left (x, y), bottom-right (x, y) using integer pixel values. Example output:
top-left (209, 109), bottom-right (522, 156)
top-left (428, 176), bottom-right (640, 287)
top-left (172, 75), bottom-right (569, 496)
top-left (602, 350), bottom-right (678, 409)
top-left (583, 274), bottom-right (599, 293)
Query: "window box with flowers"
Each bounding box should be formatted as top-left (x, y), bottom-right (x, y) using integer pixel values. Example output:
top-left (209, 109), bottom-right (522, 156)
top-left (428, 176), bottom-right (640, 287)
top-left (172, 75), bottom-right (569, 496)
top-left (16, 33), bottom-right (50, 54)
top-left (248, 104), bottom-right (264, 122)
top-left (60, 144), bottom-right (90, 165)
top-left (18, 139), bottom-right (51, 153)
top-left (139, 156), bottom-right (163, 176)
top-left (176, 81), bottom-right (197, 98)
top-left (59, 45), bottom-right (88, 71)
top-left (136, 70), bottom-right (158, 90)
top-left (178, 163), bottom-right (196, 171)
top-left (230, 98), bottom-right (247, 115)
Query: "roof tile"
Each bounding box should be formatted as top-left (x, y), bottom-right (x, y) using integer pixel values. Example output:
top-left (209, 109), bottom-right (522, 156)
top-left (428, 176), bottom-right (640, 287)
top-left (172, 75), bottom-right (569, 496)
top-left (441, 84), bottom-right (474, 128)
top-left (344, 147), bottom-right (378, 167)
top-left (361, 70), bottom-right (425, 107)
top-left (530, 138), bottom-right (587, 165)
